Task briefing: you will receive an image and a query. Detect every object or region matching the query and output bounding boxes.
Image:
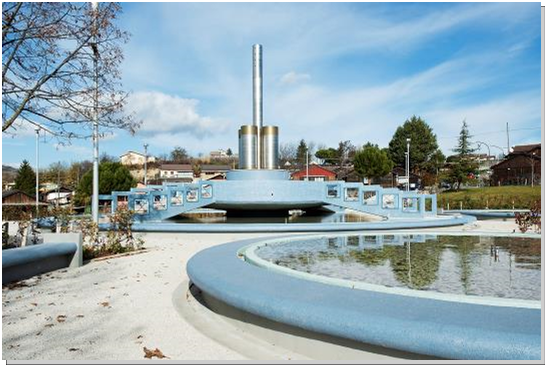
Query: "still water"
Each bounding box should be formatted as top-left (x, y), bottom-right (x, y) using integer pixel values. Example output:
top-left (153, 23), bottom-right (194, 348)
top-left (254, 234), bottom-right (541, 301)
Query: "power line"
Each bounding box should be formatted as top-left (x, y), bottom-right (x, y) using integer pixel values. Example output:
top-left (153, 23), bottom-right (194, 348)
top-left (437, 126), bottom-right (541, 140)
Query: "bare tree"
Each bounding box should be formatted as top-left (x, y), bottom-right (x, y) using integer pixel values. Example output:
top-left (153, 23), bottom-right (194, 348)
top-left (279, 142), bottom-right (297, 166)
top-left (2, 2), bottom-right (139, 139)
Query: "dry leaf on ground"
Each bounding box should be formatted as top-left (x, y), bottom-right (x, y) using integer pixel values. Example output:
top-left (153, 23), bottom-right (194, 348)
top-left (143, 347), bottom-right (169, 359)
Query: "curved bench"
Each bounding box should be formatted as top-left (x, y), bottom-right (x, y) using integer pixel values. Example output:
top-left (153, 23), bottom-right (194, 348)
top-left (187, 236), bottom-right (540, 360)
top-left (3, 243), bottom-right (78, 284)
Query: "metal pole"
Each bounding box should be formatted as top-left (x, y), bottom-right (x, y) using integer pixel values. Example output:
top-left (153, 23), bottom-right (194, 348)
top-left (531, 153), bottom-right (535, 187)
top-left (406, 138), bottom-right (410, 192)
top-left (35, 128), bottom-right (40, 217)
top-left (56, 162), bottom-right (60, 208)
top-left (252, 44), bottom-right (263, 169)
top-left (91, 2), bottom-right (99, 223)
top-left (143, 143), bottom-right (148, 186)
top-left (506, 122), bottom-right (510, 155)
top-left (305, 148), bottom-right (309, 181)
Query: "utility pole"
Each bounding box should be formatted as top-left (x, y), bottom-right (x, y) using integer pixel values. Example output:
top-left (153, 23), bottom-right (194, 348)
top-left (91, 2), bottom-right (100, 223)
top-left (305, 148), bottom-right (309, 181)
top-left (143, 143), bottom-right (149, 186)
top-left (35, 128), bottom-right (40, 217)
top-left (530, 152), bottom-right (536, 187)
top-left (56, 162), bottom-right (61, 209)
top-left (506, 122), bottom-right (510, 155)
top-left (406, 138), bottom-right (411, 192)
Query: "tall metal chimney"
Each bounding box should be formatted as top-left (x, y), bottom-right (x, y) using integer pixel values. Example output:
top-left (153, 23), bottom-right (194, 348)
top-left (253, 44), bottom-right (263, 169)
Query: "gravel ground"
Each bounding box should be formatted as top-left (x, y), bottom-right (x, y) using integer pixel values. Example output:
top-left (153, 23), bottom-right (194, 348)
top-left (2, 220), bottom-right (526, 361)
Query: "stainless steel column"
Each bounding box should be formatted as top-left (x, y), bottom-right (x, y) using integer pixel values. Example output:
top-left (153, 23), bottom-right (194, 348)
top-left (261, 126), bottom-right (279, 169)
top-left (252, 44), bottom-right (263, 169)
top-left (238, 125), bottom-right (258, 169)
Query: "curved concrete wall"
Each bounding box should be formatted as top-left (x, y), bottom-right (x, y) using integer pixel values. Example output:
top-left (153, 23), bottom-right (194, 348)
top-left (187, 236), bottom-right (541, 360)
top-left (3, 242), bottom-right (78, 284)
top-left (102, 178), bottom-right (439, 223)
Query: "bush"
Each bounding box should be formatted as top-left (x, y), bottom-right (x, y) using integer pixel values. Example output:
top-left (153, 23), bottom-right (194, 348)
top-left (515, 201), bottom-right (541, 234)
top-left (80, 207), bottom-right (143, 260)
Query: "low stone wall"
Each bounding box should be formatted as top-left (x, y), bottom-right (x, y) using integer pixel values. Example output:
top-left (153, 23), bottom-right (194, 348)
top-left (2, 233), bottom-right (82, 284)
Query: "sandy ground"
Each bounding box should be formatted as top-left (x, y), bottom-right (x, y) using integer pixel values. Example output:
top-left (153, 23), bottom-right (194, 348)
top-left (2, 220), bottom-right (526, 361)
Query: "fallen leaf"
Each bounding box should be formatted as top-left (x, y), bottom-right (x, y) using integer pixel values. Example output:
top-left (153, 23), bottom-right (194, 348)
top-left (44, 324), bottom-right (54, 327)
top-left (143, 347), bottom-right (169, 359)
top-left (56, 315), bottom-right (67, 323)
top-left (68, 348), bottom-right (80, 352)
top-left (30, 302), bottom-right (38, 307)
top-left (76, 314), bottom-right (85, 318)
top-left (137, 335), bottom-right (143, 339)
top-left (99, 302), bottom-right (110, 307)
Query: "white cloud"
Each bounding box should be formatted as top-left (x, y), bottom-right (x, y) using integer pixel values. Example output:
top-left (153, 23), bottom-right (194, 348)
top-left (53, 143), bottom-right (92, 157)
top-left (127, 91), bottom-right (229, 138)
top-left (280, 71), bottom-right (311, 85)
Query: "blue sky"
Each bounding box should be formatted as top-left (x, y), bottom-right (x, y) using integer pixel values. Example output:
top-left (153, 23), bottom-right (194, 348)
top-left (2, 2), bottom-right (542, 169)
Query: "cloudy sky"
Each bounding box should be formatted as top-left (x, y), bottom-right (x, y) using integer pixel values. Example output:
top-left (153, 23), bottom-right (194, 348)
top-left (2, 2), bottom-right (542, 168)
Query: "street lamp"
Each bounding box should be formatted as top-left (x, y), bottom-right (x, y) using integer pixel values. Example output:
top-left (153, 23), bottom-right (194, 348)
top-left (35, 128), bottom-right (40, 217)
top-left (530, 152), bottom-right (536, 187)
top-left (475, 141), bottom-right (491, 157)
top-left (91, 2), bottom-right (100, 223)
top-left (305, 147), bottom-right (309, 181)
top-left (143, 143), bottom-right (149, 186)
top-left (491, 145), bottom-right (506, 158)
top-left (406, 138), bottom-right (411, 192)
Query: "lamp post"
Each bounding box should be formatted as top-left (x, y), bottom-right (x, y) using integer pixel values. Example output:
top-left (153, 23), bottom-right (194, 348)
top-left (143, 143), bottom-right (149, 186)
top-left (35, 128), bottom-right (40, 217)
top-left (91, 2), bottom-right (100, 223)
top-left (475, 141), bottom-right (491, 157)
top-left (406, 138), bottom-right (411, 192)
top-left (491, 145), bottom-right (506, 158)
top-left (530, 152), bottom-right (536, 187)
top-left (305, 147), bottom-right (309, 181)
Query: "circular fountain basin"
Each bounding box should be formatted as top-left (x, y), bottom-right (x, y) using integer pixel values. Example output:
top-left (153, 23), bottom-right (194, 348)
top-left (126, 214), bottom-right (474, 233)
top-left (186, 232), bottom-right (541, 360)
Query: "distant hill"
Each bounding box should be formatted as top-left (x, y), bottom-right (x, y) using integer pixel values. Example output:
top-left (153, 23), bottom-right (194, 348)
top-left (2, 165), bottom-right (18, 174)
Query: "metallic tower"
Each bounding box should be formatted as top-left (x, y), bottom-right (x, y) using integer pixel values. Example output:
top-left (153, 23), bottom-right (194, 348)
top-left (253, 44), bottom-right (263, 169)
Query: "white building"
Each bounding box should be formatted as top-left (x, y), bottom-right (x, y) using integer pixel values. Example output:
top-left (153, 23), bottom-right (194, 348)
top-left (120, 151), bottom-right (156, 166)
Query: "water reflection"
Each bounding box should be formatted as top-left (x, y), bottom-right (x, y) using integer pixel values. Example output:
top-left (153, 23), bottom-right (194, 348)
top-left (168, 211), bottom-right (378, 224)
top-left (255, 235), bottom-right (541, 300)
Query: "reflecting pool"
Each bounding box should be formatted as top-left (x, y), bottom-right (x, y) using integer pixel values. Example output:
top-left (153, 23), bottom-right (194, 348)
top-left (254, 234), bottom-right (541, 301)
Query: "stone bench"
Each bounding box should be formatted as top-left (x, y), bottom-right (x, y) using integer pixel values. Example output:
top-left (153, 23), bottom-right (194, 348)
top-left (2, 233), bottom-right (82, 284)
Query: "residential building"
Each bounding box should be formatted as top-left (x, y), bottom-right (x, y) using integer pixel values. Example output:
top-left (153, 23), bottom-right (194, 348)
top-left (200, 165), bottom-right (231, 180)
top-left (490, 143), bottom-right (541, 186)
top-left (120, 151), bottom-right (156, 166)
top-left (40, 186), bottom-right (73, 207)
top-left (209, 149), bottom-right (229, 159)
top-left (159, 164), bottom-right (194, 183)
top-left (291, 164), bottom-right (337, 181)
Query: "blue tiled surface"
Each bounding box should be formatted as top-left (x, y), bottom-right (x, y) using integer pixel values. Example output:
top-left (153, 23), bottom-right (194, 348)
top-left (186, 236), bottom-right (541, 360)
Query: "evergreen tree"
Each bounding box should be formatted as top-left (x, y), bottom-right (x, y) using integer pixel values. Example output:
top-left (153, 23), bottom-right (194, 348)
top-left (296, 139), bottom-right (308, 168)
top-left (388, 116), bottom-right (439, 176)
top-left (13, 160), bottom-right (36, 196)
top-left (447, 120), bottom-right (479, 190)
top-left (315, 148), bottom-right (338, 165)
top-left (353, 143), bottom-right (393, 183)
top-left (226, 148), bottom-right (233, 156)
top-left (74, 162), bottom-right (136, 207)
